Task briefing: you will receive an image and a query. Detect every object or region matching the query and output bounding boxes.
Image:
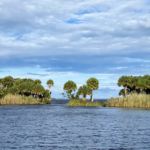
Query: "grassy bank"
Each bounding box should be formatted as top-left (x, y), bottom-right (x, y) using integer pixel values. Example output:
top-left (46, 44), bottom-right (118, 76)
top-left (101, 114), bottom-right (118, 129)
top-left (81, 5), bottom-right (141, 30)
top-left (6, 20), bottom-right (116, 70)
top-left (67, 99), bottom-right (104, 107)
top-left (0, 94), bottom-right (51, 105)
top-left (106, 93), bottom-right (150, 108)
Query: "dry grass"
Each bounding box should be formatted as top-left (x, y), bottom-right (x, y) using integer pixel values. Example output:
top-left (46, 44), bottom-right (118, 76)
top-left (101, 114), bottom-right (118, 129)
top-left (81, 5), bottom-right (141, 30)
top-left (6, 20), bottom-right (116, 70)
top-left (67, 99), bottom-right (102, 107)
top-left (106, 93), bottom-right (150, 108)
top-left (0, 94), bottom-right (41, 105)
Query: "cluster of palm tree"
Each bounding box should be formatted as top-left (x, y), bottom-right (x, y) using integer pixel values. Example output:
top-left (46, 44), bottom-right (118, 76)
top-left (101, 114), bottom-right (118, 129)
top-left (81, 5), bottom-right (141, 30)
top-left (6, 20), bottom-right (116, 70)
top-left (63, 78), bottom-right (99, 101)
top-left (118, 75), bottom-right (150, 97)
top-left (0, 76), bottom-right (54, 100)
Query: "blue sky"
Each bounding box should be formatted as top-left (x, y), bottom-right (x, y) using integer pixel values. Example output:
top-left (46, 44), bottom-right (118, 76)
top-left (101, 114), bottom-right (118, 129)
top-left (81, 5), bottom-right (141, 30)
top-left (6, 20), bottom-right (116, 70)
top-left (0, 0), bottom-right (150, 98)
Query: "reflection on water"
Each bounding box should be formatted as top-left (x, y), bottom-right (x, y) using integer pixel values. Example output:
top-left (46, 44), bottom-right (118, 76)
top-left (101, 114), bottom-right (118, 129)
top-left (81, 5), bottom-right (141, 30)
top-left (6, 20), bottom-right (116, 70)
top-left (0, 100), bottom-right (150, 149)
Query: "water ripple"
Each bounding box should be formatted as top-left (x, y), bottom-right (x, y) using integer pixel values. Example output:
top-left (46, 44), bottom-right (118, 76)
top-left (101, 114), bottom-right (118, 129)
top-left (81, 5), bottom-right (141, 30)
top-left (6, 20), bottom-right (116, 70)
top-left (0, 102), bottom-right (150, 149)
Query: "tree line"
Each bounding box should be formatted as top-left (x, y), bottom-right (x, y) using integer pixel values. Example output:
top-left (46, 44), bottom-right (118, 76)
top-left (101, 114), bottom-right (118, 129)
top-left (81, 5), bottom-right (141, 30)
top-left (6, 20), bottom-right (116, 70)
top-left (118, 75), bottom-right (150, 97)
top-left (0, 76), bottom-right (100, 101)
top-left (0, 76), bottom-right (54, 100)
top-left (62, 78), bottom-right (99, 101)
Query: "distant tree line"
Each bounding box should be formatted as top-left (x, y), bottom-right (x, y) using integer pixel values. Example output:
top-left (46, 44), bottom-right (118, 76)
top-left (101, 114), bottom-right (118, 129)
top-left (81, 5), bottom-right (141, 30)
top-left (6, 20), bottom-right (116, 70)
top-left (62, 78), bottom-right (99, 101)
top-left (118, 75), bottom-right (150, 97)
top-left (0, 76), bottom-right (54, 100)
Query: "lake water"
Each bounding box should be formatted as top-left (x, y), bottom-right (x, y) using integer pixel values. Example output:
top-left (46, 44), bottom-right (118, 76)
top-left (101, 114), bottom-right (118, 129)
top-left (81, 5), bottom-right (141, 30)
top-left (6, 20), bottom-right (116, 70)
top-left (0, 100), bottom-right (150, 150)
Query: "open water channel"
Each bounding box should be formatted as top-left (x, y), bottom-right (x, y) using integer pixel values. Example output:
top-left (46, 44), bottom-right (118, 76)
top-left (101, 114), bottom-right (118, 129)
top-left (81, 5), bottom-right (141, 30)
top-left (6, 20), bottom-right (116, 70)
top-left (0, 100), bottom-right (150, 150)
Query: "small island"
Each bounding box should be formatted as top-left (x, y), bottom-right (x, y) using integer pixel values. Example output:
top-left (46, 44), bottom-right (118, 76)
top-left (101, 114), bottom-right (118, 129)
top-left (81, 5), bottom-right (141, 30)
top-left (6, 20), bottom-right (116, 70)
top-left (0, 76), bottom-right (53, 105)
top-left (64, 75), bottom-right (150, 108)
top-left (105, 75), bottom-right (150, 108)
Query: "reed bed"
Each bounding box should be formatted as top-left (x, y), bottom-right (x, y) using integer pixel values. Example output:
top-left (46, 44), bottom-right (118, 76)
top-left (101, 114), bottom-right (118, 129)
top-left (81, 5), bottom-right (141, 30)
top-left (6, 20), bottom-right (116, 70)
top-left (106, 93), bottom-right (150, 108)
top-left (0, 94), bottom-right (41, 105)
top-left (67, 99), bottom-right (102, 107)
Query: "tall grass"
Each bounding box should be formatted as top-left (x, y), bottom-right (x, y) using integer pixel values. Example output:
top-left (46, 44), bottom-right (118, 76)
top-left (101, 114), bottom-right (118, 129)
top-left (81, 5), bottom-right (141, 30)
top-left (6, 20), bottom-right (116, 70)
top-left (67, 99), bottom-right (102, 107)
top-left (0, 94), bottom-right (41, 105)
top-left (106, 93), bottom-right (150, 108)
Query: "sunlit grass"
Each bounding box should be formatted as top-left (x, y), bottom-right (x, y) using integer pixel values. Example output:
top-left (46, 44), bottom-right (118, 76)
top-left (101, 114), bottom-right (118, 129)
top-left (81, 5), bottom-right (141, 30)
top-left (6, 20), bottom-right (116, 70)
top-left (67, 99), bottom-right (103, 107)
top-left (0, 94), bottom-right (51, 105)
top-left (106, 93), bottom-right (150, 108)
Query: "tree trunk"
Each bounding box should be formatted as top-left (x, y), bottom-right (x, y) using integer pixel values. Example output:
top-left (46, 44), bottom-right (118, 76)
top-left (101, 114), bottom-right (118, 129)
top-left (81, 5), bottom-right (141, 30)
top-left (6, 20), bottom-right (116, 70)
top-left (90, 95), bottom-right (93, 102)
top-left (69, 94), bottom-right (71, 100)
top-left (124, 86), bottom-right (127, 97)
top-left (49, 87), bottom-right (51, 95)
top-left (83, 95), bottom-right (86, 101)
top-left (37, 94), bottom-right (39, 98)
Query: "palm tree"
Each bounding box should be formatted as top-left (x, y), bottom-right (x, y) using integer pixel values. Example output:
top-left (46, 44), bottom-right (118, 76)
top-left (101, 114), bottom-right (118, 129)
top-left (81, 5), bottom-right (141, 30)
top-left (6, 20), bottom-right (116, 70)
top-left (137, 78), bottom-right (147, 94)
top-left (117, 76), bottom-right (130, 97)
top-left (87, 78), bottom-right (99, 101)
top-left (2, 76), bottom-right (14, 89)
top-left (24, 82), bottom-right (35, 96)
top-left (9, 86), bottom-right (18, 95)
top-left (14, 79), bottom-right (23, 86)
top-left (18, 83), bottom-right (26, 96)
top-left (46, 79), bottom-right (54, 96)
top-left (32, 84), bottom-right (45, 98)
top-left (43, 90), bottom-right (51, 100)
top-left (77, 85), bottom-right (92, 101)
top-left (34, 79), bottom-right (42, 84)
top-left (63, 81), bottom-right (77, 99)
top-left (26, 78), bottom-right (34, 83)
top-left (119, 89), bottom-right (130, 97)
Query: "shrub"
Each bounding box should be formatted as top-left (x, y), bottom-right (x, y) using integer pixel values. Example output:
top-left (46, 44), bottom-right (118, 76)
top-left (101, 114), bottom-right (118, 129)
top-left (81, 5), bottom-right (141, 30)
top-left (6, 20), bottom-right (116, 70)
top-left (106, 93), bottom-right (150, 108)
top-left (0, 94), bottom-right (41, 105)
top-left (67, 99), bottom-right (102, 107)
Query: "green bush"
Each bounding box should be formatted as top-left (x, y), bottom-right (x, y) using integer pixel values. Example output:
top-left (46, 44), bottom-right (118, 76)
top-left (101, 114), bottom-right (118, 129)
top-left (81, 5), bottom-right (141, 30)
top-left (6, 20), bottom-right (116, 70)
top-left (67, 99), bottom-right (102, 107)
top-left (106, 93), bottom-right (150, 108)
top-left (43, 99), bottom-right (51, 104)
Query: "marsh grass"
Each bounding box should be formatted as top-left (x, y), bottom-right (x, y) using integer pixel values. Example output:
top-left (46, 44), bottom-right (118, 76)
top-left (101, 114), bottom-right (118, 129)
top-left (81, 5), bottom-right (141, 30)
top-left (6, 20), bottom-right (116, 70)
top-left (106, 93), bottom-right (150, 108)
top-left (0, 94), bottom-right (42, 105)
top-left (67, 99), bottom-right (102, 107)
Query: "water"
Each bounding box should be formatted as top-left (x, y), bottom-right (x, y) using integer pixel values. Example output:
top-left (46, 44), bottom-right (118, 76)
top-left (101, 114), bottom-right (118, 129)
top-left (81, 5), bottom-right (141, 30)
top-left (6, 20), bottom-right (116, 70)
top-left (0, 100), bottom-right (150, 150)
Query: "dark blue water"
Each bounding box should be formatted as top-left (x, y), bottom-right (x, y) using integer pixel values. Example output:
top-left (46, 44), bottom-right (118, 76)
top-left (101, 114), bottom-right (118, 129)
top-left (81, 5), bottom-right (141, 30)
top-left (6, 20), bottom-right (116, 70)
top-left (0, 100), bottom-right (150, 150)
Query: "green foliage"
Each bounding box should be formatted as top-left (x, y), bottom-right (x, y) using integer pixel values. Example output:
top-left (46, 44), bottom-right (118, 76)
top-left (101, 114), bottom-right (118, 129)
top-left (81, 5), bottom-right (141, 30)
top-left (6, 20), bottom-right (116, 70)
top-left (119, 89), bottom-right (130, 97)
top-left (32, 84), bottom-right (45, 94)
top-left (47, 79), bottom-right (54, 88)
top-left (2, 76), bottom-right (14, 88)
top-left (63, 80), bottom-right (77, 99)
top-left (14, 79), bottom-right (23, 86)
top-left (87, 77), bottom-right (99, 101)
top-left (61, 90), bottom-right (78, 99)
top-left (67, 99), bottom-right (102, 107)
top-left (117, 75), bottom-right (150, 96)
top-left (0, 89), bottom-right (4, 96)
top-left (87, 78), bottom-right (99, 90)
top-left (106, 93), bottom-right (150, 108)
top-left (63, 80), bottom-right (77, 91)
top-left (34, 79), bottom-right (42, 84)
top-left (77, 85), bottom-right (92, 101)
top-left (43, 90), bottom-right (51, 100)
top-left (0, 76), bottom-right (52, 105)
top-left (43, 99), bottom-right (51, 104)
top-left (117, 76), bottom-right (130, 87)
top-left (0, 78), bottom-right (2, 84)
top-left (8, 86), bottom-right (18, 95)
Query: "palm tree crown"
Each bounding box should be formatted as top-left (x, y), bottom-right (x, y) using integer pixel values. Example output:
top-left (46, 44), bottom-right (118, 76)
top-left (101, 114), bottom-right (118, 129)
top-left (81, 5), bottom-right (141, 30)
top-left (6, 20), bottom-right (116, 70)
top-left (87, 77), bottom-right (99, 101)
top-left (77, 85), bottom-right (92, 101)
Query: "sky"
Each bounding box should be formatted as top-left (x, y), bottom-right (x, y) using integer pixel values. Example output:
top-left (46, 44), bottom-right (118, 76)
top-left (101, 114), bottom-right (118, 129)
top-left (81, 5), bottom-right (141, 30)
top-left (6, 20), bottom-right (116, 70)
top-left (0, 0), bottom-right (150, 99)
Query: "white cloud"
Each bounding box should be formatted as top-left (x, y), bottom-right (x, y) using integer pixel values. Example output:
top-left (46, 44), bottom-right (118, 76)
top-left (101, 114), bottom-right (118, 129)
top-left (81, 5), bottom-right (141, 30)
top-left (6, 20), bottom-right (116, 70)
top-left (0, 0), bottom-right (150, 98)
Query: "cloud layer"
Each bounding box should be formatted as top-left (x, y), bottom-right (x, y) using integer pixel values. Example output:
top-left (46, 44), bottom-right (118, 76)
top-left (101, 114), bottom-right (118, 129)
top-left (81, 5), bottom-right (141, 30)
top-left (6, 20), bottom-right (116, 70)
top-left (0, 0), bottom-right (150, 97)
